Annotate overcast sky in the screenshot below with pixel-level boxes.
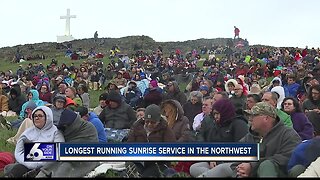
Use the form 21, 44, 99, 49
1, 0, 319, 48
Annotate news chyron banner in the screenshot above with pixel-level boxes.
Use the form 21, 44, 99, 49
25, 143, 259, 161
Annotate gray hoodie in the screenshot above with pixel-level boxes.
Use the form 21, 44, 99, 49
15, 106, 65, 169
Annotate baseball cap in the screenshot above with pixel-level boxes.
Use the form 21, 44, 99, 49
144, 104, 161, 122
244, 102, 277, 119
99, 93, 109, 101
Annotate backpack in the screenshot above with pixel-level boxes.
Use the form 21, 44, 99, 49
0, 152, 15, 171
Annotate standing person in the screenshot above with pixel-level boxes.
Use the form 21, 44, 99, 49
234, 26, 240, 39
126, 104, 176, 177
4, 106, 65, 177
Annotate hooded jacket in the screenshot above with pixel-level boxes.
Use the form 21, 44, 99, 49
37, 109, 99, 177
161, 99, 193, 142
238, 117, 301, 177
197, 99, 249, 142
19, 89, 45, 119
15, 106, 65, 169
271, 86, 286, 109
8, 84, 26, 114
88, 112, 107, 143
225, 79, 238, 94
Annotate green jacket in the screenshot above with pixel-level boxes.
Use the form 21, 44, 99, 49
276, 109, 293, 128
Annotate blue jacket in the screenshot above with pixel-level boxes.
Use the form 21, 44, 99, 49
88, 112, 107, 143
284, 83, 300, 98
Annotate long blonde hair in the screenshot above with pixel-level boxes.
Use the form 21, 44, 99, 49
162, 103, 178, 129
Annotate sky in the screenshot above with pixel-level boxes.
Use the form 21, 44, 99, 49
1, 0, 320, 49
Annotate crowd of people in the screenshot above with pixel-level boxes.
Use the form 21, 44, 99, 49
1, 42, 320, 177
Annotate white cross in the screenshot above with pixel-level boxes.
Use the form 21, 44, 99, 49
60, 9, 76, 36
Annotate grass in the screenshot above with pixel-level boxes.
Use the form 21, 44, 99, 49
0, 117, 18, 152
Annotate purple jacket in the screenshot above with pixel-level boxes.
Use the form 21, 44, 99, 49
291, 112, 314, 140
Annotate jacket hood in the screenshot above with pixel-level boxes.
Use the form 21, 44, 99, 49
271, 77, 283, 86
10, 84, 22, 96
31, 106, 54, 131
171, 81, 181, 93
225, 79, 238, 93
160, 99, 184, 121
271, 86, 285, 109
212, 99, 236, 124
29, 89, 40, 101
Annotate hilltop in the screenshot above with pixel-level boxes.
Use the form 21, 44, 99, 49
0, 36, 250, 62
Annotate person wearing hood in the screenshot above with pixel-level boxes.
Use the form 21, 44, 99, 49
4, 106, 65, 177
123, 80, 142, 108
143, 79, 163, 107
230, 84, 247, 115
38, 83, 52, 104
8, 84, 26, 115
10, 89, 45, 129
196, 102, 301, 178
224, 79, 238, 98
271, 85, 286, 109
160, 99, 193, 142
50, 95, 67, 125
99, 90, 136, 129
190, 99, 249, 177
75, 106, 107, 143
163, 81, 187, 106
36, 109, 99, 177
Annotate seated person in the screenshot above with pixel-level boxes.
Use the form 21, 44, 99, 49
36, 109, 99, 177
4, 106, 65, 177
75, 106, 107, 143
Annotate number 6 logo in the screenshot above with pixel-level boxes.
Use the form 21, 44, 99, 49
26, 143, 43, 160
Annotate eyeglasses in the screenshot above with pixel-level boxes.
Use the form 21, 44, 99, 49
234, 89, 242, 90
33, 114, 45, 119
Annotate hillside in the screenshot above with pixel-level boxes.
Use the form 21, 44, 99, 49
0, 36, 244, 62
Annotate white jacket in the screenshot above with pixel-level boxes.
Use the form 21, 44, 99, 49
298, 156, 320, 177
